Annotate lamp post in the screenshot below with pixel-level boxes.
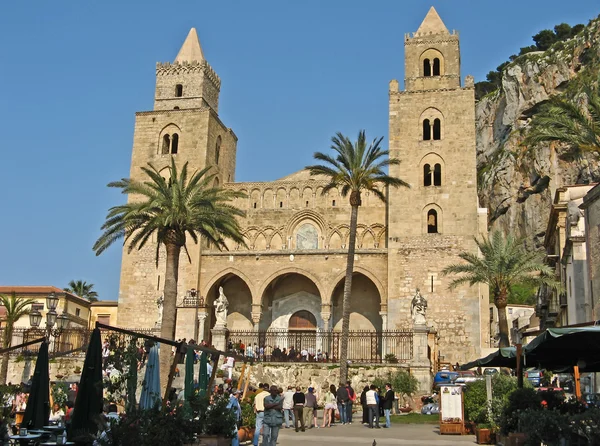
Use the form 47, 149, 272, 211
28, 292, 70, 340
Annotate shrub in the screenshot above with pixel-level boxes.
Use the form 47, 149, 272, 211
372, 370, 418, 398
384, 353, 398, 364
51, 382, 69, 409
500, 387, 541, 435
464, 374, 518, 427
570, 407, 600, 444
240, 401, 256, 428
518, 409, 570, 445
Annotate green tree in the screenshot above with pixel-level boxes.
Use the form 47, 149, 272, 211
0, 293, 36, 384
553, 23, 572, 41
93, 157, 245, 390
523, 81, 600, 154
64, 280, 99, 302
306, 130, 409, 382
442, 231, 557, 347
533, 29, 557, 51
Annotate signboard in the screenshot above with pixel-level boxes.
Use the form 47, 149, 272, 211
439, 385, 464, 435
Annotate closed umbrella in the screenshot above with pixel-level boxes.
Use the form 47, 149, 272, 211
198, 352, 208, 397
126, 342, 138, 412
22, 340, 50, 429
69, 328, 103, 442
184, 347, 195, 401
139, 343, 161, 409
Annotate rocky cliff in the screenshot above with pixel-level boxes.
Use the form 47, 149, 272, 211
476, 16, 600, 246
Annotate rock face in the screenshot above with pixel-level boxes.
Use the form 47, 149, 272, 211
476, 17, 600, 245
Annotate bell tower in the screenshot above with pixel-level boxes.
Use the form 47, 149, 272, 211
385, 7, 488, 364
117, 29, 238, 329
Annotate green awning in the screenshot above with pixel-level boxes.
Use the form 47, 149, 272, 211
460, 347, 517, 370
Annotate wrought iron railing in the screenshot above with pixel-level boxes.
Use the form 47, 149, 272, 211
226, 330, 413, 363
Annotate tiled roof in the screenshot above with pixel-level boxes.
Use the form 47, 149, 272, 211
0, 286, 91, 306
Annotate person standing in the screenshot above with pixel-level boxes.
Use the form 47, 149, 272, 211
304, 387, 318, 429
262, 385, 283, 446
382, 383, 394, 428
227, 390, 242, 446
253, 383, 269, 446
360, 386, 369, 425
292, 387, 306, 432
346, 381, 356, 424
282, 386, 295, 428
321, 386, 336, 427
366, 385, 381, 429
336, 382, 349, 425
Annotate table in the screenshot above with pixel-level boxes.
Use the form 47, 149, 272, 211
9, 433, 41, 445
40, 442, 75, 445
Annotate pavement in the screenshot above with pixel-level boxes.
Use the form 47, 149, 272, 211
275, 423, 477, 445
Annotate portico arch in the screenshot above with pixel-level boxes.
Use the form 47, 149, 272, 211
204, 271, 254, 337
331, 273, 382, 331
328, 267, 386, 307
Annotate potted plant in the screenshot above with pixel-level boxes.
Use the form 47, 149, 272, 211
196, 395, 237, 446
239, 401, 256, 442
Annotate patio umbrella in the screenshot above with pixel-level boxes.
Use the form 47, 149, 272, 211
126, 341, 138, 412
459, 347, 518, 370
139, 343, 161, 409
198, 352, 208, 397
69, 328, 103, 442
184, 347, 195, 400
21, 340, 50, 429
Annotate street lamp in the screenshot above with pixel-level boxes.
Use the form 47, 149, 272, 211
28, 292, 69, 338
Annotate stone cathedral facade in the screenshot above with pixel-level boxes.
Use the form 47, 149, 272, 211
117, 7, 489, 365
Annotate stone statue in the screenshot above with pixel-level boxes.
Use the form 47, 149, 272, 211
411, 288, 427, 325
156, 294, 164, 327
214, 286, 229, 328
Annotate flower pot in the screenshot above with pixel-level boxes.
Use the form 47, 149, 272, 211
507, 432, 527, 446
197, 435, 230, 446
238, 426, 254, 442
475, 427, 494, 445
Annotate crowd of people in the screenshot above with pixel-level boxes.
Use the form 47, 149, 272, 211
249, 380, 397, 446
228, 340, 331, 362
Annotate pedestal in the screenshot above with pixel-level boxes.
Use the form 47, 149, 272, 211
211, 327, 229, 352
411, 323, 432, 392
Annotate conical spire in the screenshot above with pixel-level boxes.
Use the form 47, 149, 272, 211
175, 28, 204, 63
415, 7, 449, 36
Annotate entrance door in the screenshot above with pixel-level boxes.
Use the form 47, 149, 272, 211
288, 311, 317, 358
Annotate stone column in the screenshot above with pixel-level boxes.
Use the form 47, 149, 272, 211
197, 312, 208, 342
320, 305, 332, 357
251, 304, 262, 331
410, 323, 432, 392
379, 311, 388, 357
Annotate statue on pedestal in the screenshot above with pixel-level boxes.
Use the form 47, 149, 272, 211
411, 288, 427, 325
156, 294, 164, 328
214, 286, 229, 328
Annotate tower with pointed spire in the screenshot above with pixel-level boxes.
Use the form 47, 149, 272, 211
117, 28, 237, 330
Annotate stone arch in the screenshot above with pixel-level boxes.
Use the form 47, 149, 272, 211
250, 188, 261, 209
423, 203, 443, 234
158, 123, 182, 155
420, 153, 446, 187
420, 48, 445, 77
254, 232, 268, 250
302, 187, 313, 208
289, 187, 300, 208
360, 228, 376, 248
328, 267, 386, 306
235, 189, 248, 209
285, 210, 327, 240
328, 231, 342, 249
256, 268, 326, 306
269, 231, 284, 250
276, 187, 287, 208
330, 272, 383, 331
202, 267, 255, 303
203, 271, 254, 334
419, 108, 444, 141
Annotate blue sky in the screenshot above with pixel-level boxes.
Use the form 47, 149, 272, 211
0, 1, 598, 302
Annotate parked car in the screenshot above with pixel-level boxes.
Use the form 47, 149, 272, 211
455, 370, 481, 384
433, 371, 458, 387
525, 369, 544, 387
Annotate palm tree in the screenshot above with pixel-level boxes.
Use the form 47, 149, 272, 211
64, 280, 99, 302
306, 130, 409, 382
442, 231, 557, 347
523, 82, 600, 153
1, 292, 37, 384
93, 157, 245, 389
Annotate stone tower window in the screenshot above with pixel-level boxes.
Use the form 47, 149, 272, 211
423, 59, 432, 77
332, 200, 336, 207
427, 209, 438, 233
171, 133, 179, 154
423, 119, 431, 140
162, 135, 170, 155
433, 58, 441, 76
433, 119, 441, 140
423, 164, 432, 187
173, 106, 180, 110
253, 202, 257, 209
215, 136, 222, 165
433, 163, 442, 186
175, 84, 183, 97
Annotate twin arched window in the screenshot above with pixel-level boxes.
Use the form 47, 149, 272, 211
423, 163, 442, 187
162, 133, 179, 154
423, 58, 441, 77
423, 118, 441, 140
215, 136, 222, 165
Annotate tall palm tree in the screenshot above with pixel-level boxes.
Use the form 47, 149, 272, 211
1, 293, 37, 384
523, 82, 600, 153
306, 130, 409, 382
442, 231, 557, 347
64, 280, 99, 303
93, 157, 245, 389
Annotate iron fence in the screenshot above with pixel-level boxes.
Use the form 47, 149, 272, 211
226, 330, 413, 363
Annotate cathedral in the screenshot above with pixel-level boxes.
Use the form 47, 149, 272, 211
116, 7, 489, 365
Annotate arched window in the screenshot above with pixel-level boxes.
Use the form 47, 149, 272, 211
175, 84, 183, 97
433, 58, 440, 76
433, 119, 441, 140
215, 136, 222, 165
423, 119, 431, 141
162, 135, 170, 155
423, 59, 432, 77
423, 164, 432, 187
173, 106, 180, 110
171, 133, 179, 154
427, 210, 438, 233
433, 164, 442, 186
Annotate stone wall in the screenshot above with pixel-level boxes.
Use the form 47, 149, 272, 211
4, 356, 85, 385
